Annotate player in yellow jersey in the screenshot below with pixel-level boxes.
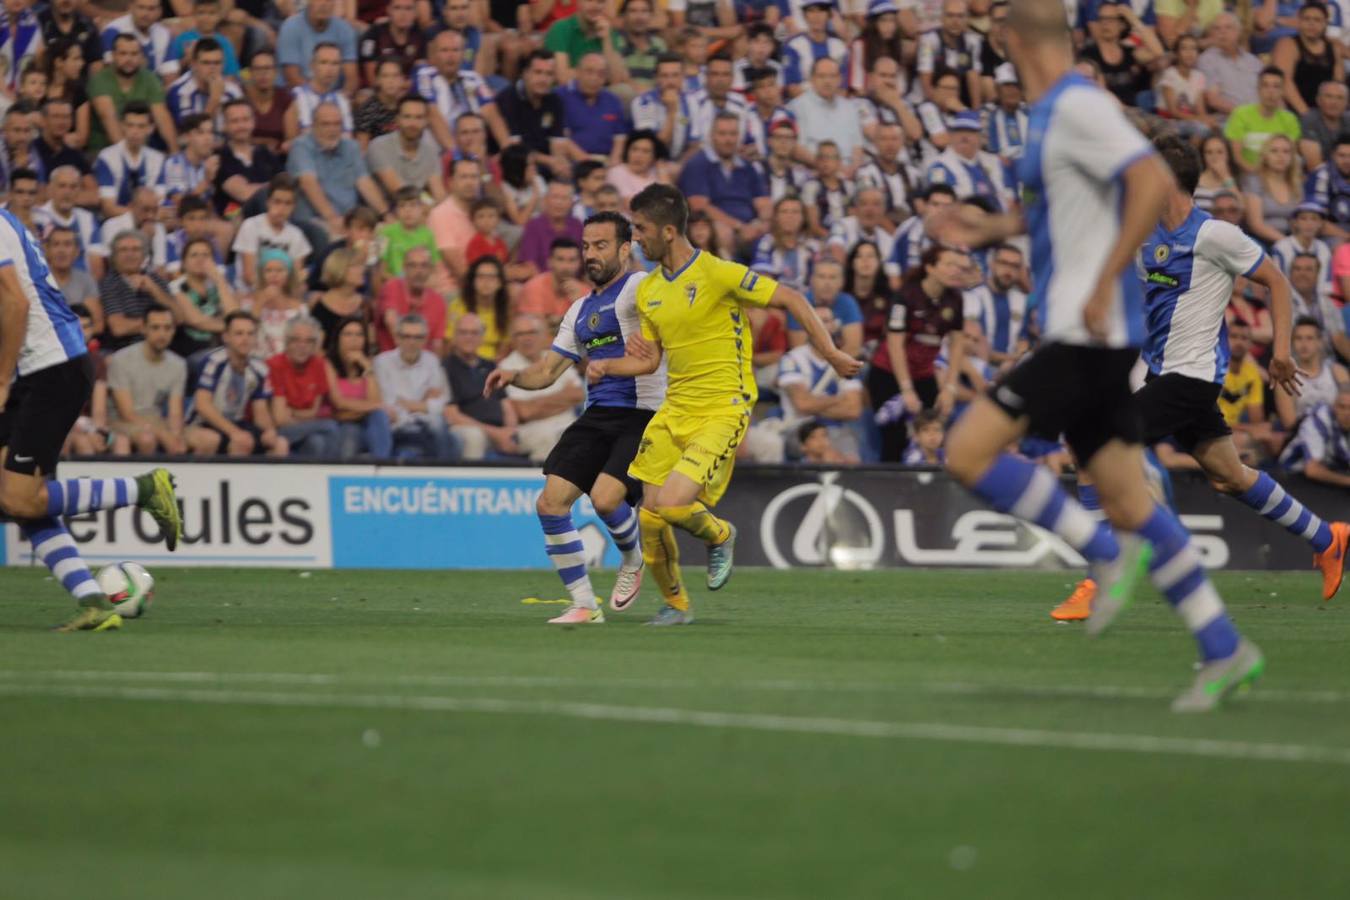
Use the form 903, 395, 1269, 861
588, 184, 862, 625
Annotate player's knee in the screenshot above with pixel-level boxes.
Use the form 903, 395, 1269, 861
0, 480, 46, 519
535, 492, 570, 518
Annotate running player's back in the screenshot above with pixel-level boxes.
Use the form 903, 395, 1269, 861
634, 249, 776, 413
0, 208, 85, 376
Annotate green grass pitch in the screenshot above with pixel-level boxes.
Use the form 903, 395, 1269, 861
2, 565, 1349, 899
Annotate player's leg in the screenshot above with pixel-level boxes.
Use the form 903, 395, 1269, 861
1192, 435, 1348, 601
628, 412, 695, 623
588, 473, 645, 611
1050, 451, 1101, 622
38, 468, 183, 550
535, 474, 604, 625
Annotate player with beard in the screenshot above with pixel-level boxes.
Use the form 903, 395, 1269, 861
484, 212, 664, 624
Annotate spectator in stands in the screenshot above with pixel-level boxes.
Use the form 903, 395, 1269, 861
611, 0, 667, 96
0, 110, 39, 190
826, 187, 893, 263
415, 29, 510, 150
443, 312, 520, 460
287, 102, 389, 242
499, 313, 584, 462
168, 237, 236, 358
679, 111, 770, 252
285, 42, 355, 142
374, 312, 459, 461
1243, 134, 1303, 245
631, 53, 700, 162
169, 0, 242, 78
376, 187, 438, 278
757, 119, 810, 203
607, 129, 664, 208
4, 168, 38, 235
777, 304, 865, 459
33, 97, 89, 183
559, 52, 629, 165
88, 33, 175, 155
916, 0, 982, 107
35, 166, 103, 276
1299, 81, 1350, 170
94, 102, 166, 220
187, 311, 289, 457
964, 243, 1031, 368
277, 0, 359, 91
857, 120, 918, 221
466, 200, 510, 266
215, 100, 282, 218
101, 0, 178, 80
852, 1, 909, 95
783, 0, 848, 96
1306, 133, 1350, 240
518, 179, 584, 271
100, 186, 171, 276
1194, 133, 1241, 212
751, 195, 816, 292
544, 0, 616, 81
63, 304, 110, 457
788, 57, 865, 163
690, 54, 750, 144
1080, 2, 1164, 108
314, 247, 371, 340
1218, 320, 1267, 428
359, 0, 425, 85
1158, 33, 1216, 134
105, 306, 188, 456
1277, 317, 1350, 425
165, 38, 241, 128
452, 255, 513, 358
1278, 386, 1350, 486
884, 244, 970, 422
801, 140, 854, 239
1209, 189, 1246, 227
47, 227, 99, 312
1198, 12, 1262, 117
902, 409, 946, 466
40, 0, 102, 72
326, 315, 394, 459
1226, 67, 1302, 173
744, 64, 794, 160
430, 156, 480, 289
846, 239, 893, 364
233, 175, 312, 290
163, 115, 218, 211
249, 249, 306, 358
1289, 255, 1350, 359
269, 316, 341, 458
1273, 203, 1333, 284
797, 419, 858, 464
100, 230, 174, 352
355, 57, 409, 149
376, 246, 446, 354
518, 237, 583, 325
241, 51, 290, 153
367, 96, 445, 205
791, 258, 862, 356
926, 111, 1015, 212
1272, 2, 1342, 116
495, 49, 569, 179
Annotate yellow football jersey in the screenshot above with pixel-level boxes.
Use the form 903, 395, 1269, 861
636, 250, 778, 413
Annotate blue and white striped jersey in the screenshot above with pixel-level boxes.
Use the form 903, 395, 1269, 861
164, 71, 243, 126
291, 84, 354, 134
163, 152, 211, 203
33, 202, 104, 272
93, 142, 167, 207
1279, 403, 1350, 472
551, 270, 665, 412
963, 283, 1031, 357
0, 208, 86, 376
985, 103, 1029, 160
782, 33, 848, 86
750, 233, 818, 292
101, 15, 179, 79
630, 89, 699, 158
777, 343, 862, 426
189, 346, 273, 425
1017, 72, 1152, 348
0, 9, 41, 93
101, 211, 177, 272
1138, 207, 1263, 383
1270, 234, 1333, 293
412, 64, 495, 127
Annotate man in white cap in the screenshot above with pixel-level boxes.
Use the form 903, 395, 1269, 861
924, 110, 1015, 212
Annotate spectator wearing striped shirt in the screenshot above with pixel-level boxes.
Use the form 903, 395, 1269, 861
1279, 388, 1350, 488
286, 42, 355, 142
164, 38, 242, 128
93, 101, 166, 219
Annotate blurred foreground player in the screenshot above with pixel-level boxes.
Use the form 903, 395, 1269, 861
485, 212, 664, 625
0, 208, 181, 632
1052, 136, 1348, 622
929, 0, 1262, 711
601, 184, 861, 626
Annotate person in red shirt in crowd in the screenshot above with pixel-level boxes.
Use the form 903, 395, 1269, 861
375, 246, 448, 355
268, 315, 341, 458
466, 199, 510, 266
517, 237, 585, 325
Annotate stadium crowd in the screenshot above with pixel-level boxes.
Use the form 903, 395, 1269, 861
22, 0, 1349, 486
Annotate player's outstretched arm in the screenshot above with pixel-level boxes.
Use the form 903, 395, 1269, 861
767, 284, 863, 379
484, 350, 576, 396
1246, 257, 1303, 396
925, 205, 1026, 250
587, 333, 663, 383
0, 264, 31, 411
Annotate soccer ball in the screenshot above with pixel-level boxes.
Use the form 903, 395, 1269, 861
95, 562, 155, 619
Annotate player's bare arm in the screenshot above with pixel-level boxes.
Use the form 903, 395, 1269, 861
0, 263, 31, 412
1247, 257, 1303, 396
1084, 154, 1173, 340
484, 350, 575, 396
766, 284, 862, 378
924, 205, 1026, 250
588, 333, 663, 383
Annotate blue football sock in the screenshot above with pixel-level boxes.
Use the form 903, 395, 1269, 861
599, 503, 642, 567
45, 477, 137, 517
538, 513, 597, 608
1237, 472, 1333, 553
1136, 505, 1240, 661
972, 454, 1119, 562
20, 517, 103, 603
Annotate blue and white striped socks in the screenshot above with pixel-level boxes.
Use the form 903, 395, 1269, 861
1136, 505, 1240, 662
45, 478, 138, 517
973, 454, 1120, 562
1237, 472, 1333, 553
21, 517, 103, 604
1078, 483, 1105, 521
600, 503, 643, 568
539, 513, 597, 609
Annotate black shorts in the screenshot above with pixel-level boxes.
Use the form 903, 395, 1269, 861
196, 422, 268, 456
989, 343, 1142, 465
0, 355, 93, 477
543, 406, 654, 501
1134, 372, 1231, 454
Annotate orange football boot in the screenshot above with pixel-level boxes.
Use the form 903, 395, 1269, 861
1315, 522, 1350, 602
1050, 579, 1096, 621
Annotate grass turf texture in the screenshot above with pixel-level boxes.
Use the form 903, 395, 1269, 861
2, 566, 1348, 900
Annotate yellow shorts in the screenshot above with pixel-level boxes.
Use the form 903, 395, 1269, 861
627, 408, 749, 506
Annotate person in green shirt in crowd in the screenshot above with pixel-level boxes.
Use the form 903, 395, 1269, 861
88, 33, 177, 154
1225, 65, 1302, 173
378, 187, 441, 277
544, 0, 627, 83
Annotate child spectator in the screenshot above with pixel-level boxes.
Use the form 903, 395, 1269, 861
902, 409, 946, 466
798, 420, 858, 465
377, 186, 439, 277
466, 199, 509, 266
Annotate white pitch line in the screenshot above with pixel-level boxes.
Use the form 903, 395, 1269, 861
1, 668, 1349, 705
0, 681, 1345, 766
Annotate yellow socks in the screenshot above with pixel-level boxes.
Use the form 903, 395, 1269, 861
639, 507, 689, 611
658, 502, 732, 546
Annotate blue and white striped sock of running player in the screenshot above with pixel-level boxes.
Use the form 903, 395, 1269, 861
1237, 472, 1334, 553
1078, 483, 1106, 522
973, 455, 1120, 562
599, 503, 643, 568
538, 513, 598, 609
45, 477, 139, 517
1136, 505, 1241, 662
21, 517, 105, 605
